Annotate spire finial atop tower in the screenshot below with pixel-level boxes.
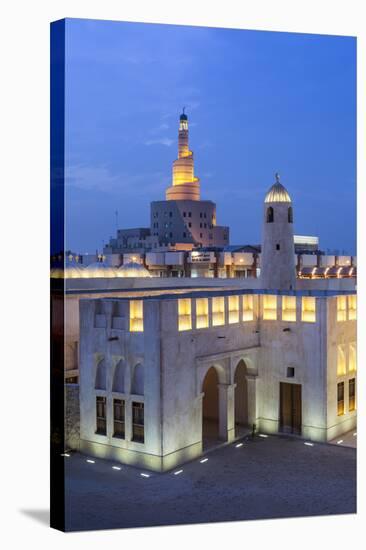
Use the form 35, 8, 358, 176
180, 107, 188, 121
275, 172, 280, 183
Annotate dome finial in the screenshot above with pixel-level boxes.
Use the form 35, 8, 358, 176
180, 107, 188, 121
275, 172, 280, 183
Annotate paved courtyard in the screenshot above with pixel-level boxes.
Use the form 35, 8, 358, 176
65, 434, 356, 531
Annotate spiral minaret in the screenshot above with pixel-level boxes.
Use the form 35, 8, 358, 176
165, 110, 200, 201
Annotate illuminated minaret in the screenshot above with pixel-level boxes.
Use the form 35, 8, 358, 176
165, 109, 200, 201
261, 173, 296, 290
150, 110, 229, 248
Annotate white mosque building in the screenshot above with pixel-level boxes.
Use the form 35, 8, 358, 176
76, 178, 357, 471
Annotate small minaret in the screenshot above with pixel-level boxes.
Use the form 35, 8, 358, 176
260, 173, 296, 290
165, 109, 201, 201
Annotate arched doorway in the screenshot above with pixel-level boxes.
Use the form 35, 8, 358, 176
234, 360, 248, 436
202, 367, 219, 443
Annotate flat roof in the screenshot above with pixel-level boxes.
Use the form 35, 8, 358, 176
79, 287, 356, 303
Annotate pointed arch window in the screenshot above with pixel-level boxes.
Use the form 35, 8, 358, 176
266, 207, 274, 223
112, 359, 125, 393
95, 358, 106, 390
131, 364, 144, 395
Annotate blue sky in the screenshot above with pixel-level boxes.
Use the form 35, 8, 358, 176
65, 19, 356, 254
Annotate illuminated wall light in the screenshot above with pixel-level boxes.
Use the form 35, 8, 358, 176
263, 295, 277, 321
86, 459, 95, 464
353, 432, 357, 436
228, 295, 239, 324
174, 469, 183, 475
140, 473, 150, 478
130, 300, 144, 332
235, 443, 243, 448
301, 296, 316, 323
337, 440, 343, 445
178, 298, 192, 331
282, 296, 296, 322
258, 434, 268, 438
61, 453, 70, 457
200, 458, 208, 463
348, 295, 357, 320
337, 296, 347, 322
112, 466, 121, 471
243, 295, 254, 321
196, 298, 209, 329
304, 442, 314, 447
212, 296, 225, 326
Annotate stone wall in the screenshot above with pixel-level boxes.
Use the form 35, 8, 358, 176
65, 384, 80, 450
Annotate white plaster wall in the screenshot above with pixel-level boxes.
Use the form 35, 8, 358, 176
158, 296, 260, 457
79, 299, 162, 468
260, 202, 296, 290
257, 296, 328, 441
326, 297, 357, 440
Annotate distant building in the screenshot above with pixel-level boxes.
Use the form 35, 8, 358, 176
104, 110, 229, 255
150, 110, 229, 248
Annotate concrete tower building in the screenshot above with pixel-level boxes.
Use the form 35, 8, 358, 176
150, 110, 229, 248
260, 174, 296, 290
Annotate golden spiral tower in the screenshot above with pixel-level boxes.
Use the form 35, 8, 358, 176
165, 110, 200, 201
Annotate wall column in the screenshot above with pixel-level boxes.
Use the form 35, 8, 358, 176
218, 383, 236, 442
125, 397, 133, 442
246, 375, 258, 429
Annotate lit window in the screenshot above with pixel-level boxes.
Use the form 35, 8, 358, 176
212, 296, 225, 326
228, 295, 239, 324
348, 295, 357, 320
349, 378, 356, 412
130, 300, 144, 332
349, 343, 357, 373
337, 345, 346, 376
178, 298, 192, 331
337, 382, 344, 416
302, 297, 316, 322
263, 295, 277, 320
196, 298, 209, 329
337, 296, 347, 322
282, 296, 296, 322
242, 295, 254, 321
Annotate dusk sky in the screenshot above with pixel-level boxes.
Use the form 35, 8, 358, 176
65, 18, 356, 255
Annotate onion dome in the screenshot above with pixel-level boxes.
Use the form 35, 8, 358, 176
85, 261, 117, 278
265, 173, 292, 203
116, 261, 151, 278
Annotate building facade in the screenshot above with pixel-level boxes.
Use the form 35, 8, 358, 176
78, 288, 356, 472
76, 181, 357, 471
